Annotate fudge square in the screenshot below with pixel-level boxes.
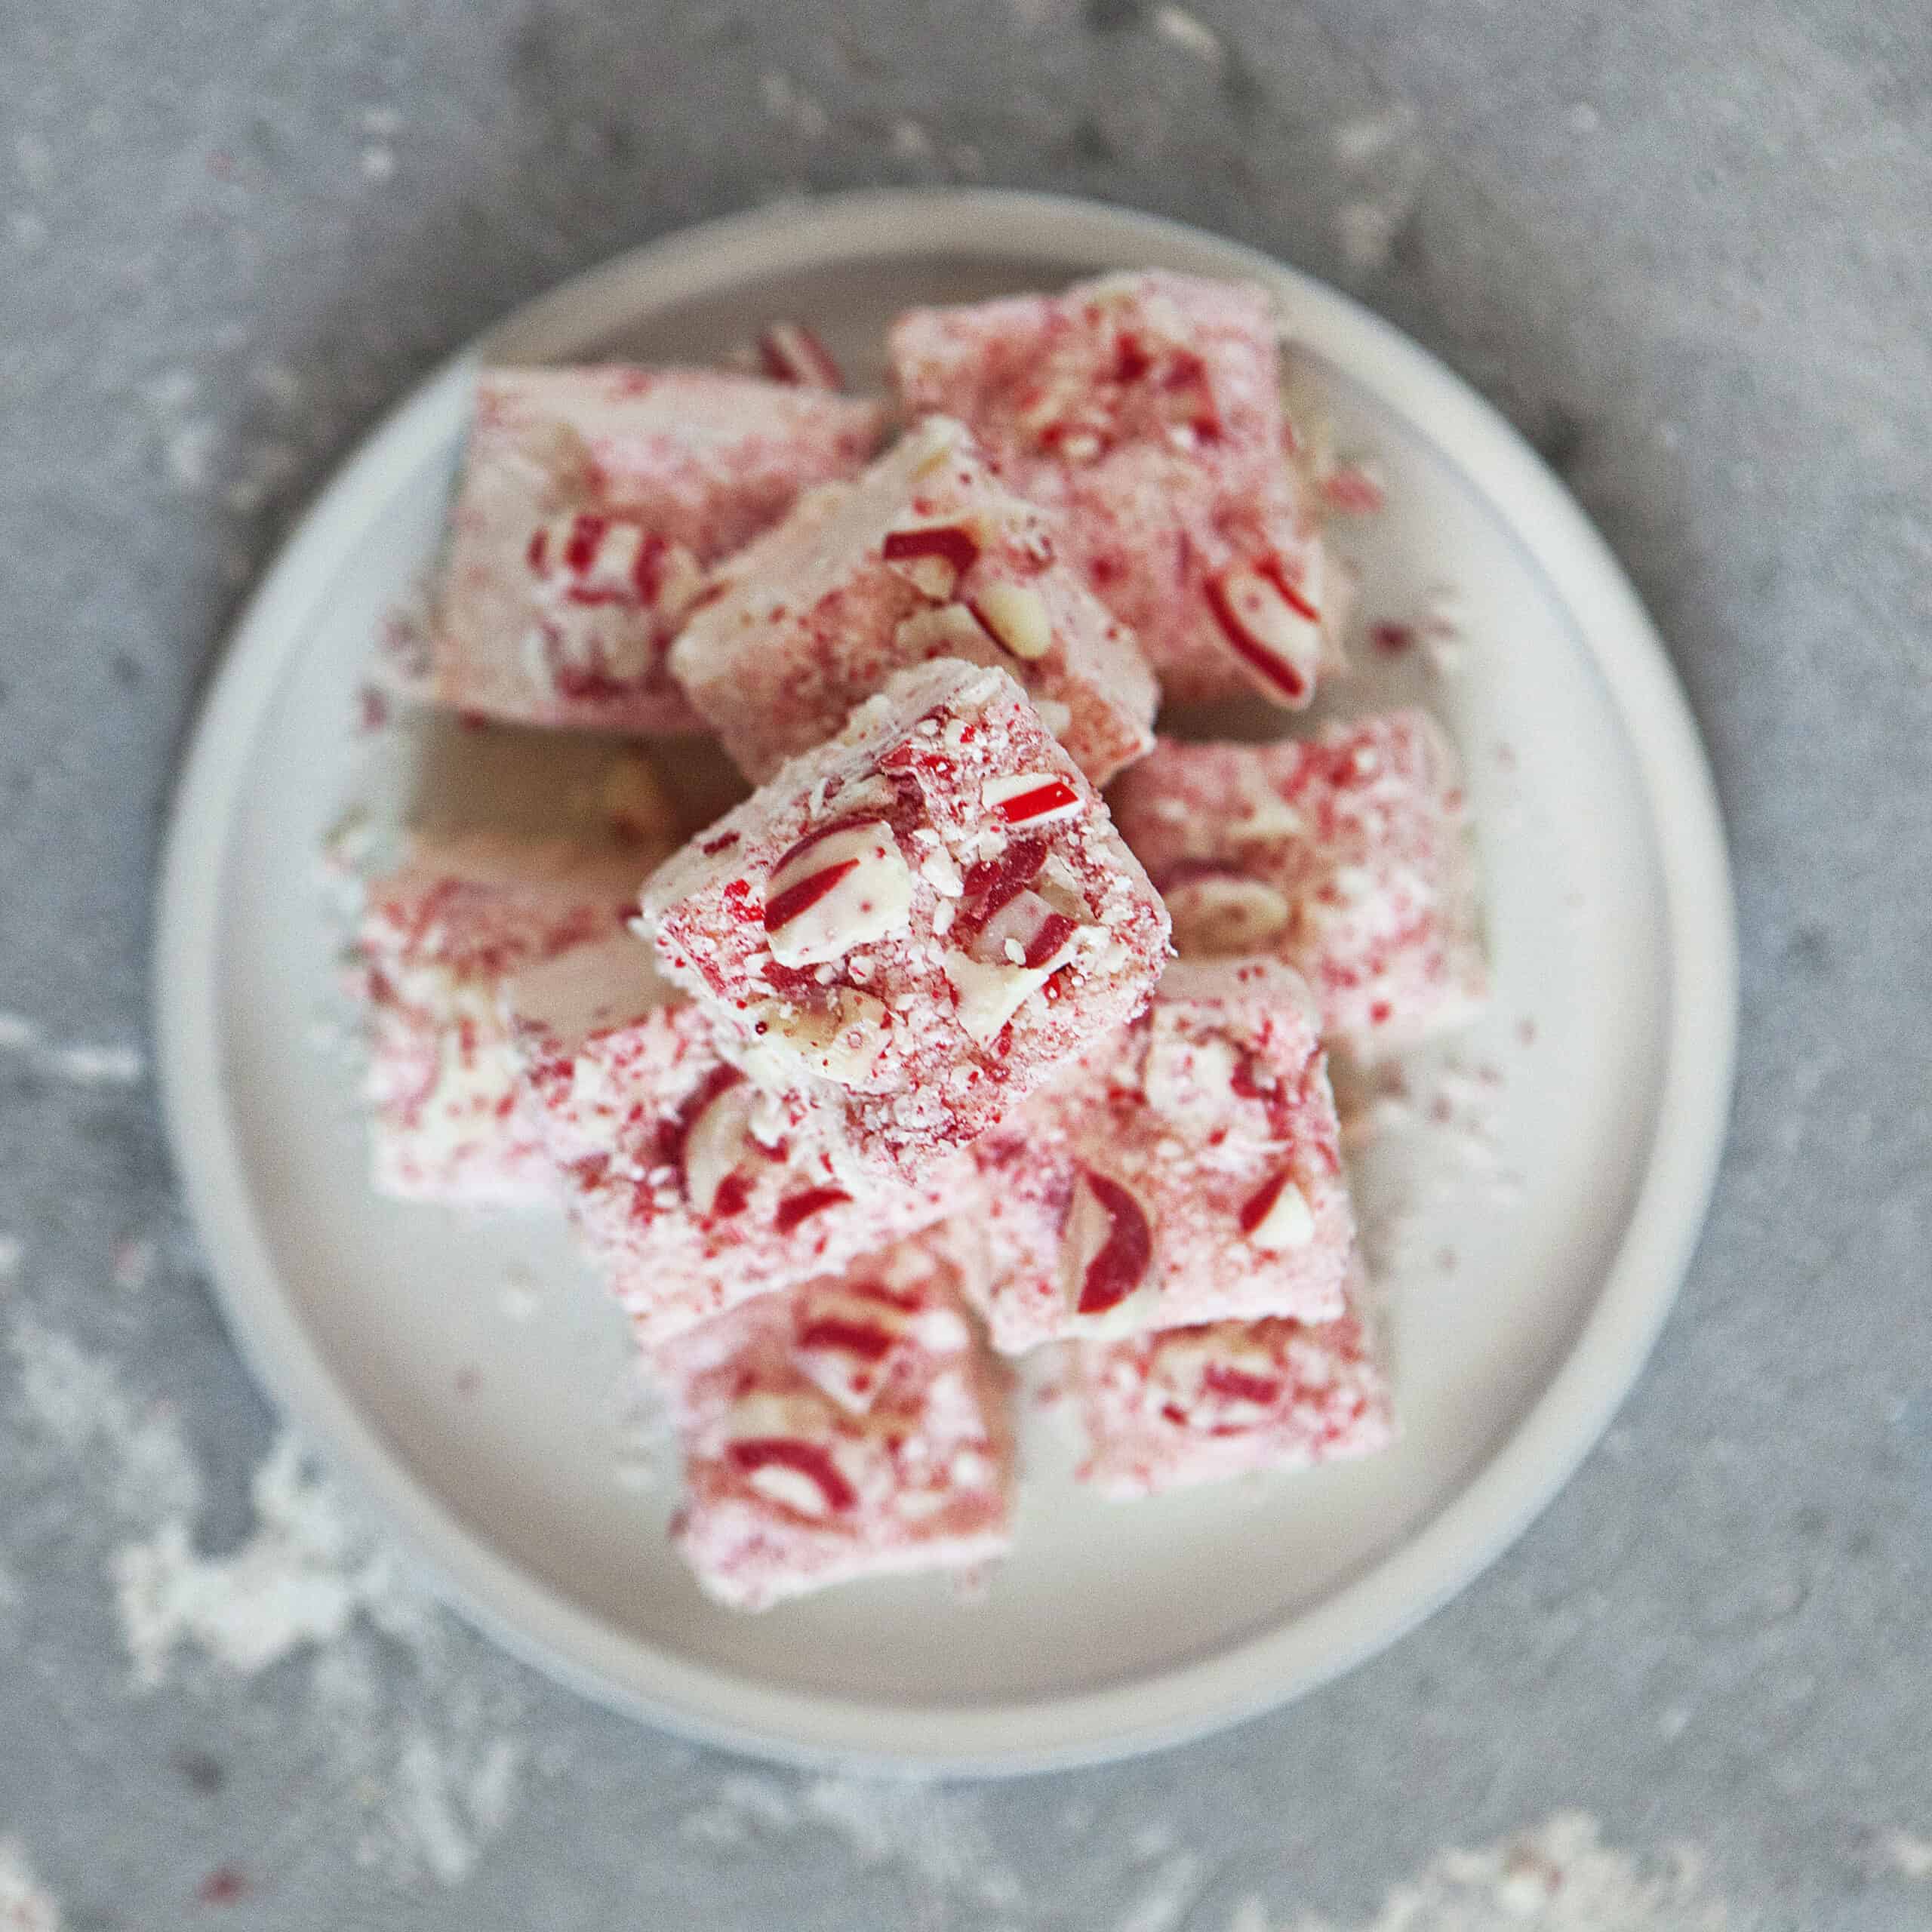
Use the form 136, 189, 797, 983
658, 1231, 1013, 1610
356, 831, 661, 1205
638, 657, 1171, 1179
432, 366, 884, 734
669, 415, 1158, 787
505, 935, 966, 1346
890, 272, 1343, 708
1073, 1269, 1393, 1497
1108, 710, 1487, 1057
963, 957, 1355, 1354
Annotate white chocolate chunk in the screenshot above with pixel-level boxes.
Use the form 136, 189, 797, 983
1164, 874, 1292, 955
742, 988, 896, 1088
1147, 1334, 1284, 1428
894, 603, 987, 657
981, 771, 1084, 829
1245, 1175, 1315, 1251
1139, 1017, 1241, 1131
971, 580, 1054, 661
943, 948, 1061, 1045
764, 820, 913, 968
746, 1460, 837, 1516
680, 1078, 758, 1216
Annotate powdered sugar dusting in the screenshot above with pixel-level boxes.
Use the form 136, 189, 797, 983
1113, 1843, 1201, 1932
4, 1323, 530, 1890
1885, 1829, 1932, 1880
8, 1314, 202, 1521
678, 1771, 1023, 1908
1275, 1813, 1728, 1930
112, 1432, 401, 1685
45, 1042, 145, 1086
1152, 6, 1223, 63
0, 1841, 60, 1932
395, 1731, 524, 1886
105, 1429, 528, 1884
0, 1020, 145, 1088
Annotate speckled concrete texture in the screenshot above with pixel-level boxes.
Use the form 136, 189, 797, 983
2, 2, 1929, 1927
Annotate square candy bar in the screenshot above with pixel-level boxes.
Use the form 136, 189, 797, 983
890, 272, 1343, 707
638, 658, 1171, 1179
659, 1232, 1013, 1610
506, 936, 967, 1346
1108, 711, 1487, 1057
1074, 1270, 1393, 1498
357, 832, 657, 1204
669, 416, 1158, 786
433, 367, 883, 734
964, 958, 1354, 1353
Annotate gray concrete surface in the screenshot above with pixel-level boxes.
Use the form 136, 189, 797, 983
3, 2, 1930, 1926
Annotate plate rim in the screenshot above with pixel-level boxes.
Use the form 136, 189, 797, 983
153, 186, 1737, 1775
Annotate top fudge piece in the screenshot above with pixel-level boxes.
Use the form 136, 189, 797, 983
890, 272, 1343, 707
356, 830, 660, 1204
638, 657, 1171, 1179
1109, 711, 1487, 1057
506, 934, 967, 1345
669, 416, 1158, 787
657, 1230, 1013, 1610
964, 957, 1355, 1354
433, 366, 884, 734
1072, 1268, 1393, 1498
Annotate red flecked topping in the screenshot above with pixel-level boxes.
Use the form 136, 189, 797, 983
1023, 911, 1080, 969
991, 778, 1080, 826
795, 1316, 897, 1362
958, 836, 1049, 930
1112, 331, 1153, 383
881, 521, 982, 575
1237, 1169, 1296, 1237
631, 530, 668, 603
562, 512, 606, 574
762, 857, 859, 937
1077, 1171, 1154, 1315
1200, 1364, 1284, 1411
1203, 571, 1308, 700
659, 1063, 746, 1184
701, 829, 743, 856
774, 1186, 853, 1233
758, 320, 844, 390
1257, 552, 1320, 624
726, 1437, 857, 1512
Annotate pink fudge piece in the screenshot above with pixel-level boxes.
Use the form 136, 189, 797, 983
357, 832, 656, 1204
669, 416, 1158, 786
1074, 1269, 1392, 1497
964, 958, 1354, 1354
891, 272, 1343, 707
433, 367, 884, 734
659, 1232, 1013, 1610
506, 936, 966, 1346
1109, 712, 1487, 1057
638, 658, 1171, 1180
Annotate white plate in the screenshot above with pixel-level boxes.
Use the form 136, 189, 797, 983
154, 191, 1735, 1774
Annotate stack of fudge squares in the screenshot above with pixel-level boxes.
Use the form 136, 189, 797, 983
356, 273, 1487, 1611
